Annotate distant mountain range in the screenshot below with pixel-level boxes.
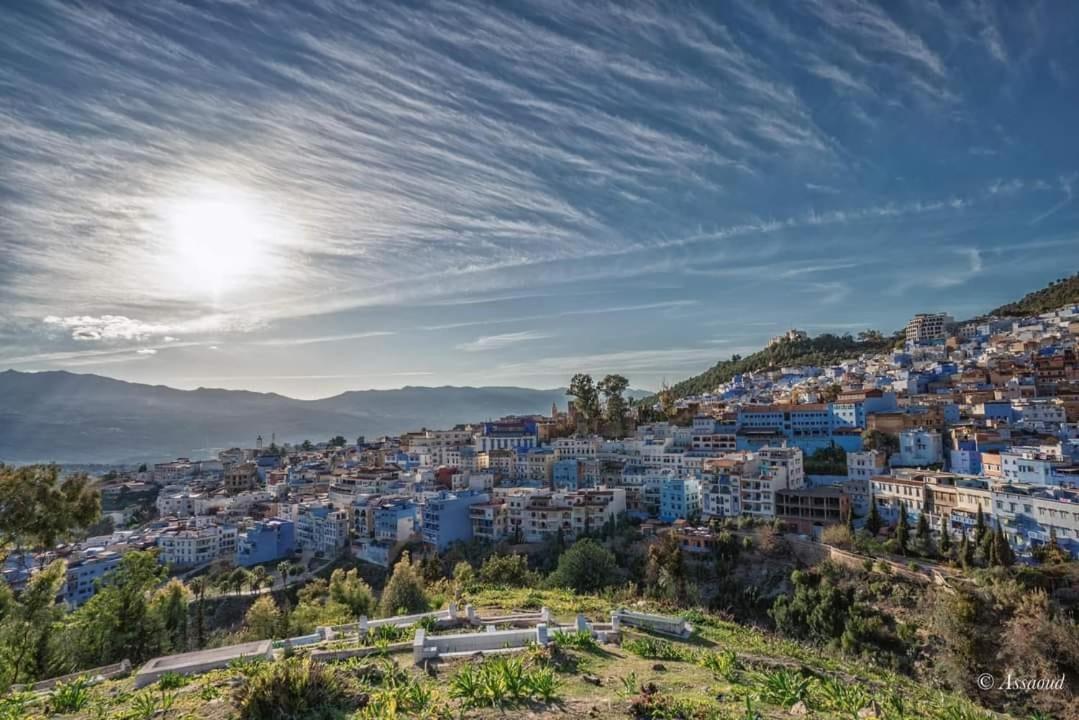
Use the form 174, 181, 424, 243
0, 370, 647, 464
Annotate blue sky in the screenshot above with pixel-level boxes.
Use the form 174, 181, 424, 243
1, 0, 1077, 398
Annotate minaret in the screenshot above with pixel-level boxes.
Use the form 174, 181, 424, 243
256, 434, 263, 450
551, 401, 559, 418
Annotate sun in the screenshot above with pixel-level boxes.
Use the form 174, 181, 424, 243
163, 183, 271, 297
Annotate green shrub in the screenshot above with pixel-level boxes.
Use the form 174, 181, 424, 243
699, 649, 739, 680
814, 676, 869, 713
622, 636, 696, 662
551, 629, 598, 651
156, 671, 188, 690
0, 691, 35, 720
448, 655, 561, 708
755, 668, 812, 707
234, 656, 346, 720
50, 676, 92, 713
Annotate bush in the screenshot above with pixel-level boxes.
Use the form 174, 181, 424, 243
547, 539, 620, 593
551, 629, 598, 651
235, 657, 346, 720
478, 553, 536, 587
699, 649, 739, 680
156, 671, 188, 690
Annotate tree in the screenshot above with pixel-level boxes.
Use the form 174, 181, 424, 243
478, 554, 535, 587
328, 568, 375, 618
992, 522, 1015, 567
301, 439, 314, 451
939, 516, 951, 555
229, 567, 252, 596
846, 507, 855, 536
328, 435, 347, 448
278, 561, 292, 587
597, 374, 630, 438
916, 512, 931, 553
188, 577, 208, 648
0, 464, 100, 565
244, 596, 282, 640
152, 579, 190, 653
567, 374, 601, 435
644, 533, 688, 604
379, 552, 428, 616
974, 505, 987, 546
896, 503, 909, 556
958, 533, 973, 568
866, 501, 882, 536
657, 380, 676, 420
250, 566, 269, 593
453, 561, 476, 596
860, 430, 898, 458
67, 550, 166, 668
548, 539, 620, 593
0, 560, 66, 687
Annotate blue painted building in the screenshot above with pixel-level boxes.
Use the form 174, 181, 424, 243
236, 519, 296, 566
421, 490, 490, 550
659, 476, 702, 523
552, 459, 584, 491
373, 500, 417, 543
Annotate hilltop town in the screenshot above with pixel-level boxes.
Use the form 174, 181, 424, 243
1, 283, 1078, 719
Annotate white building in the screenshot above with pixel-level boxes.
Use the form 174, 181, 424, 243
893, 429, 944, 467
157, 524, 237, 568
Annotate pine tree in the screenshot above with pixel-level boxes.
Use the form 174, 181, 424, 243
939, 516, 951, 555
896, 503, 909, 556
866, 501, 882, 535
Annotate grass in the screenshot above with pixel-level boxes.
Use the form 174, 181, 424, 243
234, 656, 346, 720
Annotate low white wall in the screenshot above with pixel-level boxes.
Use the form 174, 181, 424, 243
135, 640, 273, 688
13, 660, 131, 693
615, 609, 692, 638
413, 624, 550, 664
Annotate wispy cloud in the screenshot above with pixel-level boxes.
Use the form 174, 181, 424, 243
249, 331, 396, 347
456, 331, 552, 352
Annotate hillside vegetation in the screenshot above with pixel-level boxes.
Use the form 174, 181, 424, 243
989, 273, 1079, 317
647, 333, 895, 402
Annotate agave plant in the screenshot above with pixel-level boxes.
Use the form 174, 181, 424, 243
755, 668, 812, 708
50, 676, 93, 713
816, 676, 870, 713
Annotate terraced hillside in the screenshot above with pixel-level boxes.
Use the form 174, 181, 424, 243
4, 589, 1017, 720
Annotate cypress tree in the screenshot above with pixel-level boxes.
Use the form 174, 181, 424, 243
939, 515, 951, 554
896, 503, 909, 556
867, 501, 882, 535
958, 533, 971, 568
916, 513, 930, 544
974, 505, 987, 545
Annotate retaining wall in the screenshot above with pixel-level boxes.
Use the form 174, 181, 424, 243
134, 640, 273, 688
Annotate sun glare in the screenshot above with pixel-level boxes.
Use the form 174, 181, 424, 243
163, 183, 272, 298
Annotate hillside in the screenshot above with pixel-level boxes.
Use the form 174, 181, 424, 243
0, 371, 588, 464
647, 332, 895, 402
989, 272, 1079, 317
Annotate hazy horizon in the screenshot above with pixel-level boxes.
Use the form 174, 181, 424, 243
3, 2, 1078, 398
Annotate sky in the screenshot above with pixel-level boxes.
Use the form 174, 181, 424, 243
2, 0, 1078, 399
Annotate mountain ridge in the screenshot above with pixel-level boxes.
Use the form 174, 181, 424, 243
0, 370, 648, 464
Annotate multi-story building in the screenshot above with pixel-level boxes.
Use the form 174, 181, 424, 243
740, 446, 805, 519
659, 476, 702, 523
421, 490, 490, 551
373, 500, 417, 544
236, 519, 296, 567
224, 462, 260, 495
552, 459, 585, 491
64, 549, 122, 607
292, 503, 350, 555
992, 484, 1079, 558
847, 450, 887, 483
905, 313, 952, 345
893, 429, 943, 467
775, 486, 851, 535
470, 500, 508, 542
701, 453, 757, 519
157, 523, 237, 568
